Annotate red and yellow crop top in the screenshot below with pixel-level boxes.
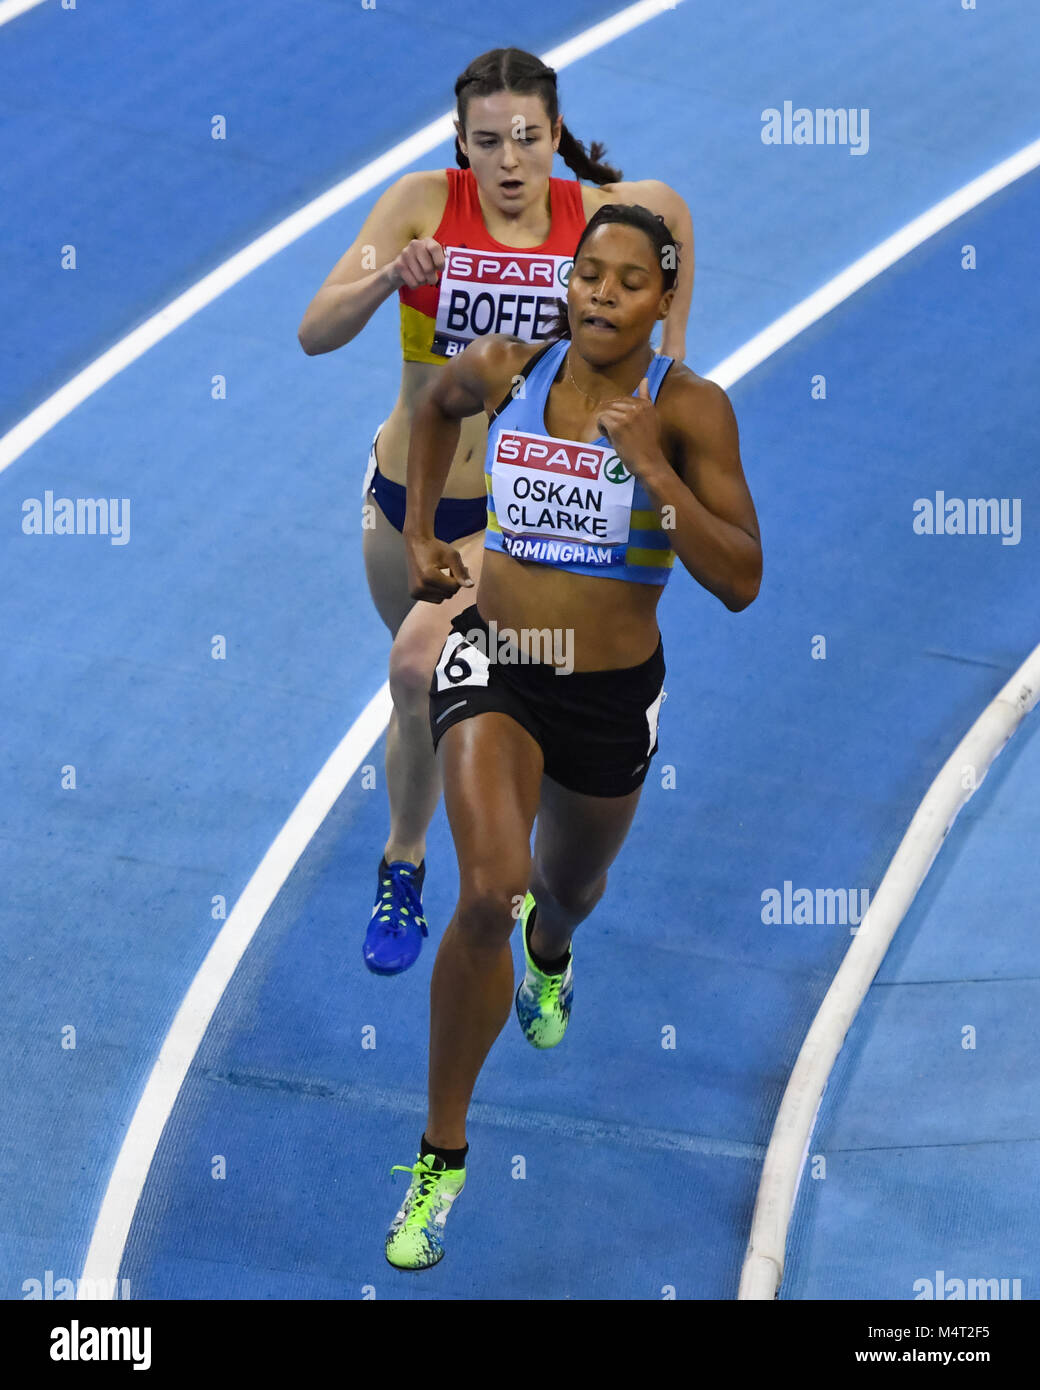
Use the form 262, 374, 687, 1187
398, 167, 588, 364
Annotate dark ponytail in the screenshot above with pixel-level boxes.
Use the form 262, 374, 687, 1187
545, 202, 681, 340
557, 123, 622, 185
453, 47, 622, 186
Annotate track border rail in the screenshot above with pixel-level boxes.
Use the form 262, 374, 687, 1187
738, 644, 1040, 1300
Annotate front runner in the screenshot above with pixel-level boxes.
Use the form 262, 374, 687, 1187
298, 47, 693, 975
383, 203, 761, 1270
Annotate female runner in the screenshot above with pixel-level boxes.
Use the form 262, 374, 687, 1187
297, 48, 693, 975
382, 203, 761, 1270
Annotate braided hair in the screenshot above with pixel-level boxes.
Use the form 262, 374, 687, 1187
454, 47, 621, 185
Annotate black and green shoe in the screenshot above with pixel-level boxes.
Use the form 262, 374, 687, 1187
385, 1152, 465, 1270
515, 892, 574, 1049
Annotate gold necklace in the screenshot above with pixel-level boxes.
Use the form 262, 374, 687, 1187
564, 352, 609, 411
564, 348, 652, 410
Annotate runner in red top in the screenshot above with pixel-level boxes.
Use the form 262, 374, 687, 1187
298, 47, 694, 977
397, 165, 586, 363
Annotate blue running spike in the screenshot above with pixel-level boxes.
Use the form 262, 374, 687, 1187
363, 858, 429, 975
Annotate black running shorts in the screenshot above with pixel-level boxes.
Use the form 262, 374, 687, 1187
428, 604, 666, 798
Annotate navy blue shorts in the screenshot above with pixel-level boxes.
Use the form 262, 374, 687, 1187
364, 425, 487, 544
429, 605, 666, 798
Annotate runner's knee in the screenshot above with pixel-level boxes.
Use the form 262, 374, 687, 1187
529, 870, 606, 924
388, 624, 441, 717
456, 868, 529, 945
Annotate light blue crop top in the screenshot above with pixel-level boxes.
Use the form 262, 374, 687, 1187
484, 339, 677, 585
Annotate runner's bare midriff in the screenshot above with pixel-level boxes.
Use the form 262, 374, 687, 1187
477, 549, 663, 670
375, 365, 488, 497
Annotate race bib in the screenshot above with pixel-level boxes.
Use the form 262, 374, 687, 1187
433, 248, 574, 357
490, 429, 635, 569
433, 630, 491, 693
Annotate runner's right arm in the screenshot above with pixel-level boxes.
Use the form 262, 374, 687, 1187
297, 171, 447, 354
404, 335, 533, 602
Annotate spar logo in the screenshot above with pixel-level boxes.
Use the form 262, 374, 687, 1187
603, 455, 631, 484
494, 431, 606, 480
443, 250, 560, 286
434, 248, 571, 354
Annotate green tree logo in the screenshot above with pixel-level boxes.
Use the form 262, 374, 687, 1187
603, 454, 631, 484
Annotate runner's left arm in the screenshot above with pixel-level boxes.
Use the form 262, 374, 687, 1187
596, 374, 761, 611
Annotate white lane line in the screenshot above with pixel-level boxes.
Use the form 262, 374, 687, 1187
709, 134, 1040, 391
0, 0, 47, 28
73, 0, 687, 1299
738, 645, 1040, 1300
0, 0, 684, 478
77, 680, 392, 1297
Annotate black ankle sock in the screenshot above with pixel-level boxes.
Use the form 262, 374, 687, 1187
379, 856, 425, 889
525, 904, 570, 975
421, 1134, 468, 1169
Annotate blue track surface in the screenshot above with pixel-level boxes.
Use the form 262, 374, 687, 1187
2, 0, 1038, 1300
782, 715, 1040, 1300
